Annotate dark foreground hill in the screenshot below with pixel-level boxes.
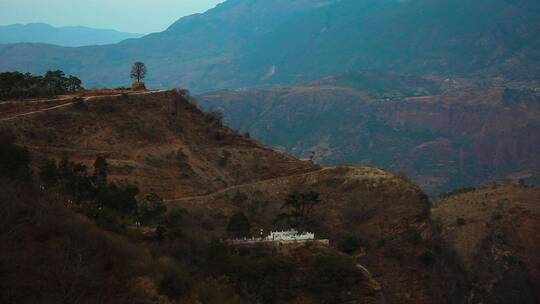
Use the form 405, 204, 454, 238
197, 73, 540, 195
1, 90, 539, 303
1, 0, 540, 90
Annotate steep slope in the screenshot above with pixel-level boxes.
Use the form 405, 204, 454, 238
0, 180, 166, 304
4, 88, 540, 303
0, 167, 382, 304
432, 185, 540, 303
0, 89, 470, 303
168, 164, 468, 304
237, 0, 540, 85
197, 76, 540, 195
0, 90, 316, 198
0, 23, 143, 47
1, 0, 540, 90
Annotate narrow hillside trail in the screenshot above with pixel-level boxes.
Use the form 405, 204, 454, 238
0, 96, 75, 106
25, 145, 119, 155
165, 167, 329, 203
0, 90, 168, 122
0, 102, 76, 122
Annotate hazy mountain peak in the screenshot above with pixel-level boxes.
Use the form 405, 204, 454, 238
0, 23, 144, 47
166, 0, 343, 33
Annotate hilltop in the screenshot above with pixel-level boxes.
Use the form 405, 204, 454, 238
1, 90, 316, 198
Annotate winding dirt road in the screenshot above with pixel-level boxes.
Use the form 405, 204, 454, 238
165, 167, 327, 203
0, 90, 168, 122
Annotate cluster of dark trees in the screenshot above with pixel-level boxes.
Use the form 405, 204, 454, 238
0, 70, 82, 100
39, 155, 174, 233
0, 138, 176, 303
226, 190, 322, 241
277, 191, 321, 232
0, 133, 31, 182
0, 127, 178, 238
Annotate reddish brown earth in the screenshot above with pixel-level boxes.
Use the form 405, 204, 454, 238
169, 164, 467, 304
0, 90, 316, 198
432, 185, 540, 303
3, 90, 540, 303
197, 81, 540, 195
0, 91, 460, 303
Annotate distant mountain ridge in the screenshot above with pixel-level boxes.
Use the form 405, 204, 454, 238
0, 0, 539, 90
0, 23, 143, 47
197, 72, 540, 195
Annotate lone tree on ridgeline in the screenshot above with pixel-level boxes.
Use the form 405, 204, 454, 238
130, 62, 147, 83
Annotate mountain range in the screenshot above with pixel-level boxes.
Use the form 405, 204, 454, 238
0, 0, 540, 90
0, 23, 143, 47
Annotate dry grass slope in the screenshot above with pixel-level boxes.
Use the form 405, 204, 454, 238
0, 90, 317, 198
432, 185, 540, 303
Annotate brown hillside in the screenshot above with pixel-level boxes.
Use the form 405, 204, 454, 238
171, 165, 466, 304
0, 90, 469, 303
432, 185, 540, 303
0, 180, 166, 304
1, 91, 389, 303
1, 177, 386, 304
0, 90, 316, 198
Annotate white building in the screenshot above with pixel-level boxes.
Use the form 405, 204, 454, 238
226, 229, 316, 244
265, 229, 315, 241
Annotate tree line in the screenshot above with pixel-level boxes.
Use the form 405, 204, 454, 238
0, 70, 82, 100
38, 155, 184, 235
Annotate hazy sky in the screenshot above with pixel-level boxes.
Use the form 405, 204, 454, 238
0, 0, 225, 34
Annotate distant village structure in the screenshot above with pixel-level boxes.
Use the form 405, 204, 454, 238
227, 229, 327, 245
268, 230, 315, 241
